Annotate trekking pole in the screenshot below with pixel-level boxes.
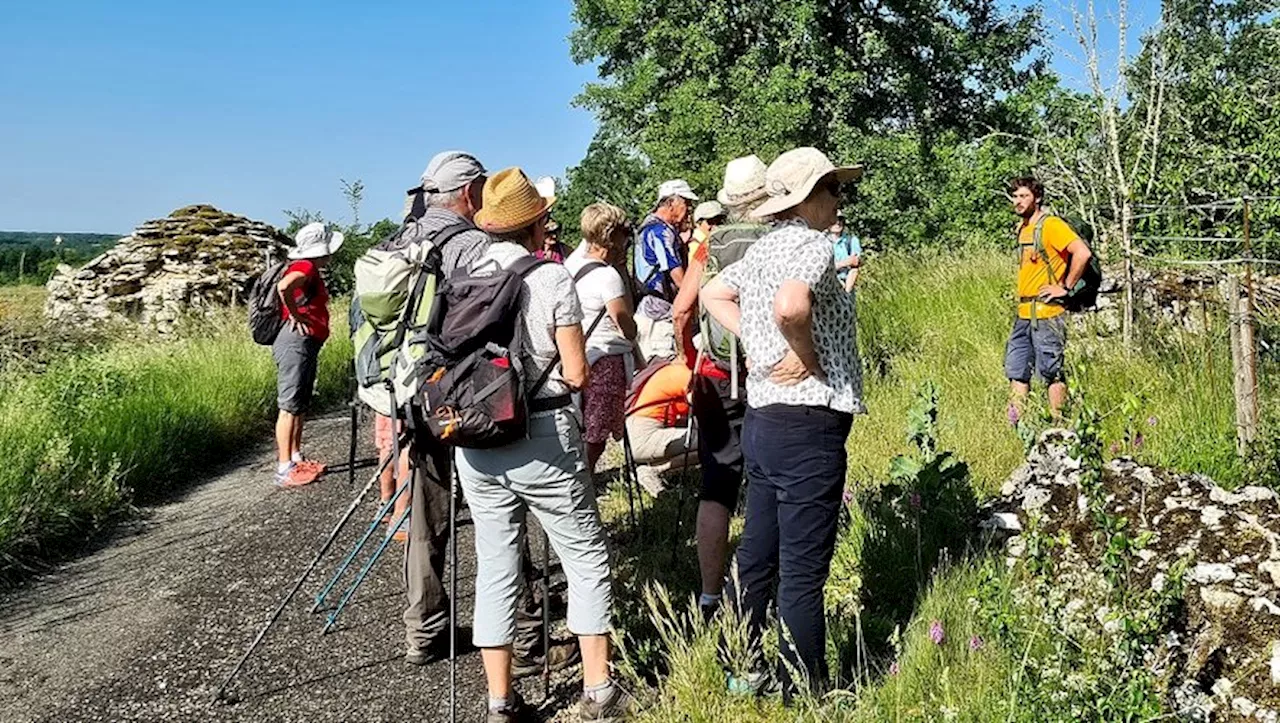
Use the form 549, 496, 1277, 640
347, 382, 359, 489
449, 463, 459, 723
312, 386, 405, 613
541, 526, 552, 701
619, 425, 639, 529
308, 437, 412, 611
212, 452, 386, 705
323, 503, 412, 634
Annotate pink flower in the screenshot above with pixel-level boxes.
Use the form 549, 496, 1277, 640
969, 635, 984, 651
909, 492, 922, 510
1133, 433, 1145, 450
1007, 404, 1020, 427
929, 619, 945, 645
843, 487, 854, 506
1147, 415, 1158, 427
889, 661, 900, 675
1109, 441, 1121, 455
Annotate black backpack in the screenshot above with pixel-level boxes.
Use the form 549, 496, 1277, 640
416, 255, 612, 449
248, 259, 288, 345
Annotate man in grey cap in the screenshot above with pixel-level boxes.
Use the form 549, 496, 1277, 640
394, 152, 567, 675
393, 151, 492, 666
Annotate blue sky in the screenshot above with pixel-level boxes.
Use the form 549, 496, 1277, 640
1, 0, 1158, 234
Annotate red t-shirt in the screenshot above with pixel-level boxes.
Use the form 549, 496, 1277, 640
280, 259, 330, 342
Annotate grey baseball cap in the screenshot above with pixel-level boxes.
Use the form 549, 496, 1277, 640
412, 151, 487, 195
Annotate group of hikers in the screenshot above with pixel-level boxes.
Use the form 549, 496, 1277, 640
256, 145, 1094, 721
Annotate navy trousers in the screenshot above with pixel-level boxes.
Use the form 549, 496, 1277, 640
731, 403, 851, 697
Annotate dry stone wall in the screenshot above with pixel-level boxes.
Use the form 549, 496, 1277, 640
45, 205, 289, 334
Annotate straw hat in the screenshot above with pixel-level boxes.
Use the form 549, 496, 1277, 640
751, 148, 863, 220
474, 168, 554, 234
716, 155, 770, 207
289, 222, 345, 260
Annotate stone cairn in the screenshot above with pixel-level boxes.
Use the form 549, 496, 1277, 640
988, 432, 1280, 722
45, 205, 290, 334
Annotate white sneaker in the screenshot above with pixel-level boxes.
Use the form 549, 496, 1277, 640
636, 466, 665, 497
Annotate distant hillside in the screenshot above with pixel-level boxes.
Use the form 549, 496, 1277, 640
0, 231, 120, 251
0, 232, 120, 286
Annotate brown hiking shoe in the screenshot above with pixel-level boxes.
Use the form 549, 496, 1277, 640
511, 641, 581, 679
579, 681, 633, 722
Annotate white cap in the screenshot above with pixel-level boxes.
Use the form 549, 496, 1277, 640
534, 176, 557, 202
693, 201, 726, 223
655, 179, 699, 204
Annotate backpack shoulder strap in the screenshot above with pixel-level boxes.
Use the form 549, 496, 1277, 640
573, 260, 607, 283
507, 254, 550, 279
1034, 213, 1058, 286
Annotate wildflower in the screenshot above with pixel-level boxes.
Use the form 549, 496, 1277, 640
929, 619, 945, 645
1109, 441, 1121, 455
1147, 415, 1158, 427
909, 492, 922, 510
889, 661, 900, 675
1007, 404, 1020, 427
969, 635, 984, 651
1133, 433, 1145, 450
842, 487, 854, 506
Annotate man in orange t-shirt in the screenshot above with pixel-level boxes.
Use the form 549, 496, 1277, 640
1005, 177, 1093, 416
625, 359, 699, 495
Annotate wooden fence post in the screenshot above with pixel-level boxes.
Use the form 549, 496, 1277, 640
1227, 273, 1260, 457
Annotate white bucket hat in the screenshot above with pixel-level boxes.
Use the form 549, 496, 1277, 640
750, 148, 863, 220
716, 155, 770, 207
289, 222, 345, 260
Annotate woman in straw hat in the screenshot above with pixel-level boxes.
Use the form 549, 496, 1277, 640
701, 147, 865, 700
461, 168, 631, 722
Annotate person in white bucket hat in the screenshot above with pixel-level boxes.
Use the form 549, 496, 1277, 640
271, 222, 343, 489
669, 153, 776, 622
701, 146, 864, 699
633, 179, 699, 361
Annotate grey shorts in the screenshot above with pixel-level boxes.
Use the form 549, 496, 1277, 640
273, 326, 322, 414
1004, 316, 1066, 384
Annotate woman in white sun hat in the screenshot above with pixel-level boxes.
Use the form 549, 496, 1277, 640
700, 147, 864, 700
271, 221, 343, 488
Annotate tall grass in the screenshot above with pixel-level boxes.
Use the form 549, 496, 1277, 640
603, 249, 1266, 721
0, 306, 351, 575
851, 250, 1253, 492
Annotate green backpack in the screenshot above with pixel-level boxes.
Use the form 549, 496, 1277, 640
349, 221, 469, 417
1028, 213, 1103, 313
697, 223, 768, 392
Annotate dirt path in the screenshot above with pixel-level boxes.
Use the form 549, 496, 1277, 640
0, 413, 580, 723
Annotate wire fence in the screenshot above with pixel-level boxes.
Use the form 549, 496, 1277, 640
1118, 197, 1278, 458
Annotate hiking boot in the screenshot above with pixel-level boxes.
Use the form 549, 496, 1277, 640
578, 681, 633, 722
484, 690, 528, 723
511, 641, 581, 679
404, 635, 447, 666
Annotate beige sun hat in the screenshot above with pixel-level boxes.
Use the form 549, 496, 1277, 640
750, 148, 863, 220
693, 200, 726, 223
716, 155, 770, 207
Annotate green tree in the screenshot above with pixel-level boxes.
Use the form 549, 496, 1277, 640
568, 0, 1046, 249
555, 127, 649, 242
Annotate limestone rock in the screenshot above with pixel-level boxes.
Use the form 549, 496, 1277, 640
44, 205, 290, 334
